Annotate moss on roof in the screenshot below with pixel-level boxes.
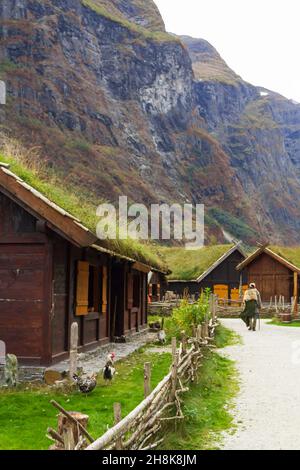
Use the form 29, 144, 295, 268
268, 246, 300, 269
159, 244, 234, 281
0, 154, 165, 270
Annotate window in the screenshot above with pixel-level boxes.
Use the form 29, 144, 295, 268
75, 261, 108, 316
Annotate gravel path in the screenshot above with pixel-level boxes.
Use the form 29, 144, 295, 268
220, 319, 300, 450
51, 332, 157, 375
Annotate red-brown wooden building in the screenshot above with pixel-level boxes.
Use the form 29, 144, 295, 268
237, 246, 300, 309
0, 163, 165, 366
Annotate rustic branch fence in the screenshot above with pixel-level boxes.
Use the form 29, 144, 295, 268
47, 295, 218, 451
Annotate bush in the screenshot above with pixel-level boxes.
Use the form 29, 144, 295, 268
167, 289, 211, 339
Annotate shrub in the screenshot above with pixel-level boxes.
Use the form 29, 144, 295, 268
167, 289, 211, 339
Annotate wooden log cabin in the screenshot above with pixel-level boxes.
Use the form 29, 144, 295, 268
0, 163, 166, 366
162, 244, 247, 300
236, 245, 300, 312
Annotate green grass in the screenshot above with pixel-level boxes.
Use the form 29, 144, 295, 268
0, 153, 165, 269
214, 323, 242, 348
0, 325, 239, 450
159, 244, 234, 281
0, 349, 171, 450
267, 319, 300, 327
161, 325, 239, 450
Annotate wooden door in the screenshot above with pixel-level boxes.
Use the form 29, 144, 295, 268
0, 243, 47, 359
214, 284, 229, 300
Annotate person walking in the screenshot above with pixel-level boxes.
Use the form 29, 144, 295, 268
240, 283, 262, 331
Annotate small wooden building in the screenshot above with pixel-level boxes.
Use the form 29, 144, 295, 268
236, 245, 300, 308
148, 271, 168, 302
0, 163, 165, 366
163, 244, 247, 300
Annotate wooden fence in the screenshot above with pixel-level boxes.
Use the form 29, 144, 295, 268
86, 318, 218, 451
47, 297, 218, 451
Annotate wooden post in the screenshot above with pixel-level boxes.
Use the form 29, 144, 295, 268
49, 411, 90, 450
171, 337, 177, 361
170, 352, 179, 401
181, 331, 187, 355
294, 272, 298, 316
196, 325, 202, 342
114, 403, 123, 450
192, 325, 197, 339
69, 322, 78, 379
144, 362, 151, 398
201, 323, 206, 340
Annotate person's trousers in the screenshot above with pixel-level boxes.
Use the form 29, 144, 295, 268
249, 316, 257, 331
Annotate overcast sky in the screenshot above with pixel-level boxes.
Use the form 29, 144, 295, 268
154, 0, 300, 102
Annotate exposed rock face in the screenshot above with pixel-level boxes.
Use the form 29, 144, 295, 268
181, 36, 300, 243
0, 1, 300, 244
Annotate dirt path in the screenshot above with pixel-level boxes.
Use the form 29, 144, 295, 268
220, 319, 300, 450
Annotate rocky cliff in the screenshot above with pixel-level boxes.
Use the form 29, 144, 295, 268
0, 0, 300, 245
181, 36, 300, 243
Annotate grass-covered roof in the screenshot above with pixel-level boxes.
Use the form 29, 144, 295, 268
159, 244, 235, 281
268, 246, 300, 269
0, 153, 166, 271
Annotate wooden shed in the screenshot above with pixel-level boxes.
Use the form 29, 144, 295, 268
0, 163, 165, 366
236, 245, 300, 310
162, 244, 247, 300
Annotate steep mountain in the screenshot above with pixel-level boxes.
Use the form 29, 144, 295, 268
0, 0, 300, 245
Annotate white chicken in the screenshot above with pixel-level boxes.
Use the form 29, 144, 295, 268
157, 318, 166, 344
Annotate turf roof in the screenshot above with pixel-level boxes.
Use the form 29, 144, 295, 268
159, 244, 235, 281
0, 154, 165, 270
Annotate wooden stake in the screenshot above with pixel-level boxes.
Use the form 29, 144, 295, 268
114, 403, 123, 450
181, 331, 187, 355
69, 322, 78, 379
294, 272, 298, 316
144, 362, 151, 398
171, 352, 179, 401
171, 337, 177, 362
50, 400, 94, 443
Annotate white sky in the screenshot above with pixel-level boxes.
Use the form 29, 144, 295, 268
154, 0, 300, 102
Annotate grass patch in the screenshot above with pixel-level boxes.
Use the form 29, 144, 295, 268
214, 323, 242, 348
267, 319, 300, 327
0, 349, 171, 450
161, 345, 238, 449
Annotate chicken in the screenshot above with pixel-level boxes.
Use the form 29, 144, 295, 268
103, 364, 116, 384
157, 318, 166, 344
157, 329, 166, 344
73, 373, 97, 394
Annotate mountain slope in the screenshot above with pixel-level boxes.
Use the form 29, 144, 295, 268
0, 1, 300, 245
